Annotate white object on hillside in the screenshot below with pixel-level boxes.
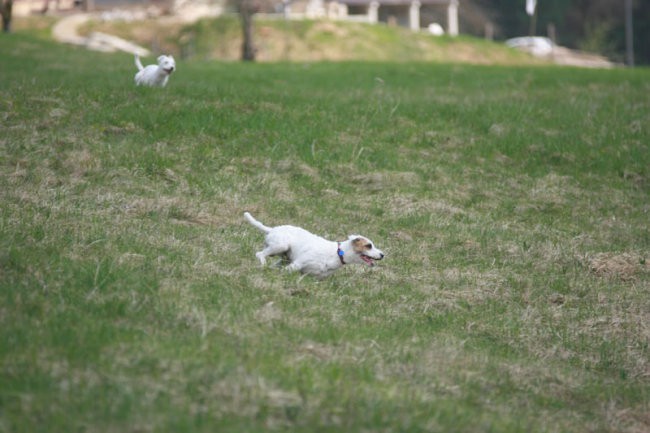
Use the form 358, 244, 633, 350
506, 36, 553, 57
526, 0, 537, 16
428, 23, 445, 36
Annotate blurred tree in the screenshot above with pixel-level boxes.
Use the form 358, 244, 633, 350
565, 0, 621, 61
1, 0, 12, 33
467, 0, 649, 64
558, 0, 648, 64
238, 0, 259, 61
229, 0, 279, 61
229, 0, 294, 62
633, 0, 649, 65
471, 0, 571, 40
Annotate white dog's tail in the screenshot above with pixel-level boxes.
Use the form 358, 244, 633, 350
134, 54, 144, 71
244, 212, 271, 234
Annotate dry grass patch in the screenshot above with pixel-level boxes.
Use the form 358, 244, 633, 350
528, 172, 581, 207
386, 196, 466, 218
585, 252, 649, 281
350, 171, 420, 192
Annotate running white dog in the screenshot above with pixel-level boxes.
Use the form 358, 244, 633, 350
134, 54, 175, 87
244, 212, 384, 279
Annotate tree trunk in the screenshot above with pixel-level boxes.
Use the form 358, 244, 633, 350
240, 4, 256, 61
83, 0, 94, 13
1, 0, 13, 33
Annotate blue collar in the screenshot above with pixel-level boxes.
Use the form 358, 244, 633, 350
337, 242, 346, 265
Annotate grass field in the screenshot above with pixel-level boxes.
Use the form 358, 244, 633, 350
1, 28, 649, 433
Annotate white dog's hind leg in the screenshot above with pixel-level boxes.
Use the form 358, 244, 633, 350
256, 244, 288, 266
285, 262, 302, 273
255, 251, 267, 265
134, 54, 144, 71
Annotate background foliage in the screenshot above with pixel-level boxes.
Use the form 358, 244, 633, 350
464, 0, 649, 64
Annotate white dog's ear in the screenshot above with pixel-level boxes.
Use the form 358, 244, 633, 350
157, 55, 165, 63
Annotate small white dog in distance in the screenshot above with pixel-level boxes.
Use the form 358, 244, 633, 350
244, 212, 384, 279
134, 54, 175, 87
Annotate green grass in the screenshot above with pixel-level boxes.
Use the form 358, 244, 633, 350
1, 29, 649, 433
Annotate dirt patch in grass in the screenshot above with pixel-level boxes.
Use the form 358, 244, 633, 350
586, 252, 648, 281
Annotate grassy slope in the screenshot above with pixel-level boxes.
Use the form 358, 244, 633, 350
81, 14, 542, 64
1, 30, 649, 433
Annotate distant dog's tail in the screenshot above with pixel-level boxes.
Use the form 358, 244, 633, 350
244, 212, 271, 234
134, 54, 144, 71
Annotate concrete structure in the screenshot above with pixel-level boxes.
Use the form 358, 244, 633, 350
13, 0, 76, 16
287, 0, 459, 35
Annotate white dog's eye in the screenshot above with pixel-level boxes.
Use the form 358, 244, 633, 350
365, 243, 373, 250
